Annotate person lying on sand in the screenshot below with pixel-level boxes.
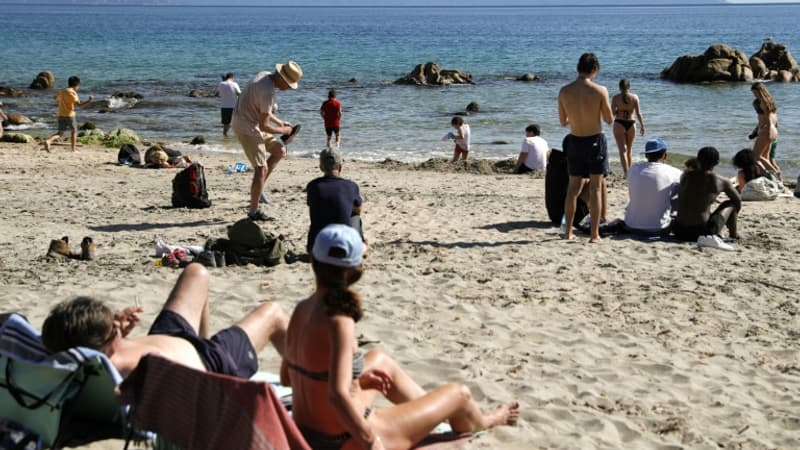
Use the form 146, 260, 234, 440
282, 224, 519, 450
43, 263, 288, 379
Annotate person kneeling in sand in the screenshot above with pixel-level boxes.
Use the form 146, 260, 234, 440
282, 224, 519, 450
623, 138, 682, 236
43, 263, 288, 379
673, 146, 741, 243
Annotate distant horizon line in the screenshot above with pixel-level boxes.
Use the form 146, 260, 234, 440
2, 1, 799, 6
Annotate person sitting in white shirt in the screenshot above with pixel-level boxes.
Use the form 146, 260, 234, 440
514, 124, 550, 173
623, 138, 682, 235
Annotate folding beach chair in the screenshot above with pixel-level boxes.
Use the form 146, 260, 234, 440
120, 354, 311, 450
0, 313, 134, 449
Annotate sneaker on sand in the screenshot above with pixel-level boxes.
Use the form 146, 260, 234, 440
247, 209, 272, 221
259, 192, 271, 205
697, 235, 734, 251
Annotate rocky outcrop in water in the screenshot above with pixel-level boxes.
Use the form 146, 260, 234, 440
662, 42, 799, 83
0, 86, 28, 97
517, 73, 540, 82
112, 91, 144, 99
30, 71, 55, 90
395, 62, 473, 86
5, 113, 33, 125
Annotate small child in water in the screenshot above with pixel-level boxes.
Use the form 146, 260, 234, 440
449, 116, 471, 162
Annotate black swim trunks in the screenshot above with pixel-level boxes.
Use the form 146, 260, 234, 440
563, 133, 608, 178
220, 108, 234, 125
325, 126, 340, 136
148, 310, 258, 378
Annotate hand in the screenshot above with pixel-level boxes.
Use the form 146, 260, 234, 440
283, 125, 293, 135
639, 125, 645, 136
358, 369, 393, 396
748, 132, 757, 140
368, 436, 385, 450
114, 306, 143, 337
87, 95, 94, 102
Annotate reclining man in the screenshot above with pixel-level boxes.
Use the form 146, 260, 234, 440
42, 263, 288, 379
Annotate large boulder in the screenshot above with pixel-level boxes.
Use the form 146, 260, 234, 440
662, 44, 754, 83
752, 41, 798, 73
29, 71, 55, 90
0, 86, 28, 97
517, 72, 540, 82
5, 113, 33, 125
394, 62, 473, 86
775, 70, 794, 83
112, 91, 143, 99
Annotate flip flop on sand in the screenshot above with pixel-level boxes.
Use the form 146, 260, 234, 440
280, 124, 301, 146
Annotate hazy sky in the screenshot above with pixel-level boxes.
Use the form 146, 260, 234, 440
1, 0, 795, 4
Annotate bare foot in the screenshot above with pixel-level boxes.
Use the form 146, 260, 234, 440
486, 402, 520, 428
589, 236, 603, 243
562, 233, 577, 241
43, 141, 51, 152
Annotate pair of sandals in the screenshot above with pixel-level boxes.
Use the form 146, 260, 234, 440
46, 236, 95, 261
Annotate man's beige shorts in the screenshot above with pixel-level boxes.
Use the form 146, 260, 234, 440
235, 132, 281, 168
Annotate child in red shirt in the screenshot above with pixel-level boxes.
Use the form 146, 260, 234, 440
319, 89, 342, 149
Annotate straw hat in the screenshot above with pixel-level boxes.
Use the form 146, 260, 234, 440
275, 61, 303, 89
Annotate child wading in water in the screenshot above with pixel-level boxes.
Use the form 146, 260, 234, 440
450, 116, 471, 162
44, 76, 93, 152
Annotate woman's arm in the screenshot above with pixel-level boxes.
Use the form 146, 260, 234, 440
328, 317, 378, 449
735, 171, 746, 193
634, 95, 645, 136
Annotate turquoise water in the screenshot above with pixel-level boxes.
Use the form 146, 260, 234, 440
1, 4, 798, 169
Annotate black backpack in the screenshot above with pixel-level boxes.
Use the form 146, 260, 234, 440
172, 162, 211, 209
545, 149, 589, 227
117, 144, 141, 165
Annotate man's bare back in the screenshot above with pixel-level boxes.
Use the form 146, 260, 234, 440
559, 77, 613, 136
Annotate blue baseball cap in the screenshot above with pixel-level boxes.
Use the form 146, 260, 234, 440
312, 224, 364, 268
644, 138, 668, 153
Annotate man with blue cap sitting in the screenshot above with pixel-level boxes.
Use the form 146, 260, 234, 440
623, 138, 683, 235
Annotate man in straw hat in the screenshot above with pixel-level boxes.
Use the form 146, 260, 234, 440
232, 61, 303, 221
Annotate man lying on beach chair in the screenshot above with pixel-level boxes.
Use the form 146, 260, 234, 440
0, 312, 144, 448
42, 263, 288, 379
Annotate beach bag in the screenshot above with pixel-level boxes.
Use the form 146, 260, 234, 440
171, 162, 211, 209
117, 144, 141, 165
741, 176, 781, 201
545, 149, 589, 226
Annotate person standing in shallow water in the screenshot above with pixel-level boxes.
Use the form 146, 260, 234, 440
611, 79, 645, 175
218, 72, 241, 138
558, 52, 613, 243
320, 89, 342, 149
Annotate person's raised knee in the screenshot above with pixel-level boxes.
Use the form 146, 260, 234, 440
184, 262, 209, 280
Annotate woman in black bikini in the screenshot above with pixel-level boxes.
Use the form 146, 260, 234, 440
749, 82, 780, 177
611, 79, 645, 176
281, 224, 519, 450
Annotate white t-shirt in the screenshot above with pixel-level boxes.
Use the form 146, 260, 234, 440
232, 72, 276, 137
218, 79, 241, 109
455, 124, 471, 151
624, 161, 683, 232
520, 136, 549, 171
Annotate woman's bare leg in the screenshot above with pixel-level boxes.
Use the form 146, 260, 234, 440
624, 125, 636, 173
362, 348, 426, 404
612, 122, 628, 174
364, 383, 519, 450
754, 135, 780, 174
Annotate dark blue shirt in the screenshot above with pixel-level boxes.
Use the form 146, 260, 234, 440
306, 175, 363, 254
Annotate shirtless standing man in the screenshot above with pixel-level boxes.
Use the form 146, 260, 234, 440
558, 53, 613, 242
42, 263, 288, 379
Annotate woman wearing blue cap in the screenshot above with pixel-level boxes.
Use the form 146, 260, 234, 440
281, 224, 519, 450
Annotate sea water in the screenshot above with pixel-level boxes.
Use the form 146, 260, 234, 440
1, 4, 798, 171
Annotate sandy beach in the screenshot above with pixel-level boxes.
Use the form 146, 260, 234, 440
1, 141, 798, 449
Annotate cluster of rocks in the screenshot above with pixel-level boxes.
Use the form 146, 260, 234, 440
662, 42, 799, 83
2, 113, 33, 126
77, 127, 140, 147
395, 62, 473, 86
0, 86, 28, 97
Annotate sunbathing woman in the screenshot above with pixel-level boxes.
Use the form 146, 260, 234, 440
281, 224, 519, 450
732, 148, 766, 193
749, 82, 780, 177
611, 79, 645, 176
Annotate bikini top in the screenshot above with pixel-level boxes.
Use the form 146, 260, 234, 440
287, 351, 365, 382
753, 99, 765, 115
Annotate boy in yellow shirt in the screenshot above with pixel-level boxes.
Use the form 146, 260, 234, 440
44, 76, 93, 152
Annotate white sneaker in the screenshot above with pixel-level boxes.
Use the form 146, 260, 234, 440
259, 192, 271, 205
697, 235, 734, 251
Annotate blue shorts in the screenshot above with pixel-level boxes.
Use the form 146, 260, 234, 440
563, 133, 608, 178
148, 310, 258, 378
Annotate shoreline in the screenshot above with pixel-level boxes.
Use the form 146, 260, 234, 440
1, 141, 798, 449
